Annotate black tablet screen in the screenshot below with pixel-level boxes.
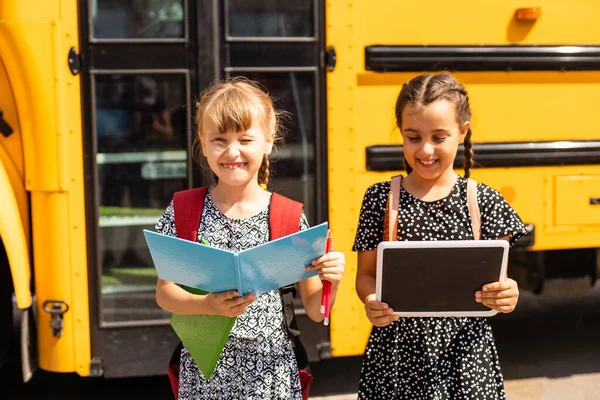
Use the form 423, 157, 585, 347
381, 247, 504, 312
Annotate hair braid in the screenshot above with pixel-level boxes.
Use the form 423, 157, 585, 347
463, 128, 474, 179
258, 154, 270, 188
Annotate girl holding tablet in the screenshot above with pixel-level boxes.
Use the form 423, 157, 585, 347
354, 73, 527, 400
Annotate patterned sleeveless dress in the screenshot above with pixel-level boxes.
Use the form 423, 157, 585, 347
156, 190, 308, 399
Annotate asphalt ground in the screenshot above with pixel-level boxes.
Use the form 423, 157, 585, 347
5, 278, 600, 399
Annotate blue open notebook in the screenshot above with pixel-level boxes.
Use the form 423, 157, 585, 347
143, 222, 328, 295
143, 222, 328, 379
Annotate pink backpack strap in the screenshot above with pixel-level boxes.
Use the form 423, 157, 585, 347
172, 187, 208, 242
269, 192, 303, 239
466, 178, 481, 240
383, 175, 403, 242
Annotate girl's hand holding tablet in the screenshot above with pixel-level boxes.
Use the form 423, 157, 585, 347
475, 277, 519, 313
364, 294, 399, 327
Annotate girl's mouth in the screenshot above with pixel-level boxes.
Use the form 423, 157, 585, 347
418, 159, 438, 166
222, 162, 246, 169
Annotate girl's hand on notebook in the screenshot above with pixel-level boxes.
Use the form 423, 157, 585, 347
206, 290, 256, 318
475, 278, 519, 313
307, 251, 345, 289
364, 293, 399, 327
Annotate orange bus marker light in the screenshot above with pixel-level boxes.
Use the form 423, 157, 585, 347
515, 7, 542, 21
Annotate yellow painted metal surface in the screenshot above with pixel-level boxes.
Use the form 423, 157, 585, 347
355, 71, 600, 143
326, 0, 369, 357
0, 60, 25, 186
358, 0, 600, 45
0, 53, 31, 310
554, 175, 600, 226
0, 160, 31, 309
0, 5, 68, 192
0, 0, 91, 375
327, 0, 600, 357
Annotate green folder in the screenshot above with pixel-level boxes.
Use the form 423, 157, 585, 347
170, 287, 236, 379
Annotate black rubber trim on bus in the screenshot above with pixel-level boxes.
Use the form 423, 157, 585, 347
365, 45, 600, 72
365, 140, 600, 171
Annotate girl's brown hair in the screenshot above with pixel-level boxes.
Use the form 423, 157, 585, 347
395, 73, 474, 178
193, 77, 284, 187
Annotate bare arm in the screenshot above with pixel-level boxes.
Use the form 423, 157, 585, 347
356, 250, 399, 327
356, 250, 377, 303
156, 278, 255, 317
296, 276, 328, 322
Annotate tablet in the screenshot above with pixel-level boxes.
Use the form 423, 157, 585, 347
376, 240, 509, 317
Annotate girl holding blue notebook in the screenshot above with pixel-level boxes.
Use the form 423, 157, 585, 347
155, 77, 345, 399
354, 73, 527, 399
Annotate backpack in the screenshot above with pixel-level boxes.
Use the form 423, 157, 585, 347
167, 187, 313, 400
383, 175, 481, 241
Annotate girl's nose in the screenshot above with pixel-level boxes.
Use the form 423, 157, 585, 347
420, 141, 435, 155
225, 143, 241, 157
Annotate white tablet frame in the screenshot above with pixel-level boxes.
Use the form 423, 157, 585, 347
375, 240, 509, 317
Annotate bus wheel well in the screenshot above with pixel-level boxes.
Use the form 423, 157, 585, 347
509, 248, 599, 294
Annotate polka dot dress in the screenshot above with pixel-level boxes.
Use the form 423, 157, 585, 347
352, 176, 527, 400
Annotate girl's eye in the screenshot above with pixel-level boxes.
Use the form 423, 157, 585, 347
434, 137, 446, 142
240, 139, 253, 144
211, 137, 226, 144
407, 137, 420, 142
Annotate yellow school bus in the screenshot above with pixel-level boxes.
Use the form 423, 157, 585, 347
327, 0, 600, 357
1, 0, 599, 380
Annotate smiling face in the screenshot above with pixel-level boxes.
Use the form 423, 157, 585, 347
401, 100, 469, 182
194, 79, 280, 189
202, 115, 273, 188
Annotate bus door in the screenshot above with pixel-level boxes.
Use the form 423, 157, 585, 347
81, 0, 329, 377
83, 0, 209, 378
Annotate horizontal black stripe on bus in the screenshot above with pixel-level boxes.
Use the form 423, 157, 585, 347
366, 140, 600, 171
365, 45, 600, 72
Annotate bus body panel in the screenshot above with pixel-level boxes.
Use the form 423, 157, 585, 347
0, 53, 30, 262
0, 19, 67, 192
327, 1, 600, 357
358, 0, 600, 45
0, 0, 92, 375
0, 160, 31, 309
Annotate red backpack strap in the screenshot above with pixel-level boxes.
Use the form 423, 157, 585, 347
172, 187, 208, 242
270, 192, 310, 398
269, 192, 303, 239
168, 188, 207, 399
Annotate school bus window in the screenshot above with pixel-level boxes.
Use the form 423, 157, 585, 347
232, 71, 318, 223
226, 0, 314, 38
91, 0, 185, 40
93, 73, 188, 323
